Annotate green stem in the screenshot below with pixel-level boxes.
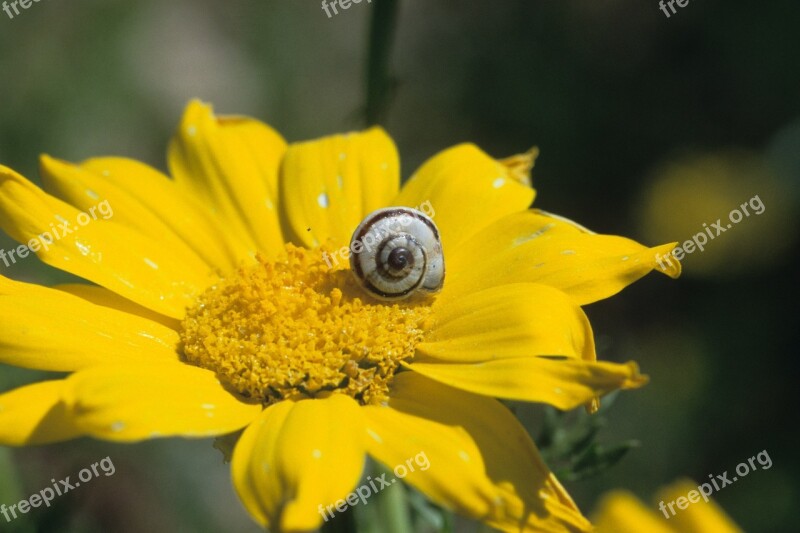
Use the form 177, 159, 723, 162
382, 475, 412, 533
365, 0, 400, 125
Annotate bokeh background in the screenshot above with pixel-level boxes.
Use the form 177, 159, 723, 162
0, 1, 798, 531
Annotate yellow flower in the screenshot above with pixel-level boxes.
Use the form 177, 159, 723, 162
593, 480, 742, 533
0, 100, 679, 532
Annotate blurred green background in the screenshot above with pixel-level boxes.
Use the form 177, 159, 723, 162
0, 1, 798, 531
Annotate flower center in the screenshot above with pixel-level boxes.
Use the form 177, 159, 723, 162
180, 244, 432, 406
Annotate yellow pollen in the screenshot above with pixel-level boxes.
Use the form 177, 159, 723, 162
180, 244, 433, 405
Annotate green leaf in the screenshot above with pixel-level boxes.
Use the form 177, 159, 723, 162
536, 391, 638, 481
565, 440, 640, 481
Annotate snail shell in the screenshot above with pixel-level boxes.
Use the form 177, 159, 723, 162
349, 207, 445, 300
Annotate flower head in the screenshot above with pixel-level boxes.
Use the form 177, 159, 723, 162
593, 480, 742, 533
0, 100, 679, 531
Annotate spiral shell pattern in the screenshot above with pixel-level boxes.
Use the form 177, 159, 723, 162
349, 207, 445, 300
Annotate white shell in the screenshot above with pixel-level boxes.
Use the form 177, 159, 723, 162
349, 207, 445, 300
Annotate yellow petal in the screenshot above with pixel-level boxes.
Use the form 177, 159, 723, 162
39, 155, 212, 273
0, 165, 214, 318
393, 144, 535, 252
56, 283, 180, 331
446, 210, 680, 306
0, 275, 179, 371
0, 380, 81, 446
407, 358, 647, 411
420, 283, 596, 364
231, 395, 366, 531
655, 479, 743, 533
168, 100, 287, 253
280, 127, 400, 249
63, 362, 262, 441
364, 372, 591, 532
418, 282, 633, 411
593, 491, 675, 533
80, 156, 250, 271
499, 146, 539, 187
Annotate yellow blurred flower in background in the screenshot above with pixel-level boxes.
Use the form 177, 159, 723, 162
593, 479, 742, 533
636, 150, 798, 279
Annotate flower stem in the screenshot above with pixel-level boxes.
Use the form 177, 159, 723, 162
365, 0, 399, 125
